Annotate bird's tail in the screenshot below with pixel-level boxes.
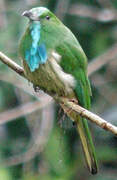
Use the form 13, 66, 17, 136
60, 102, 98, 174
76, 116, 98, 174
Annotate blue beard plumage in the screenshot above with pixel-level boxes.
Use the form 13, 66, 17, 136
25, 21, 47, 72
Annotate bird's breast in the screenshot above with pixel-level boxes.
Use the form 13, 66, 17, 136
23, 51, 76, 98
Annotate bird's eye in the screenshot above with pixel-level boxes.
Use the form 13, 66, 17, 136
46, 16, 50, 20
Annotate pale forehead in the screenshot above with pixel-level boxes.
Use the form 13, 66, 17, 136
30, 7, 49, 16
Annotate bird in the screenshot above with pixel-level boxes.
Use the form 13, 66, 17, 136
19, 7, 98, 174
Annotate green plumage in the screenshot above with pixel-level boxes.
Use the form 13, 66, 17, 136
19, 7, 98, 174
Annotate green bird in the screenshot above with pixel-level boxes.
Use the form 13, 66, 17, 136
19, 7, 98, 174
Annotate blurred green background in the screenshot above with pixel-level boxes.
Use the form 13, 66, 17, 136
1, 0, 117, 179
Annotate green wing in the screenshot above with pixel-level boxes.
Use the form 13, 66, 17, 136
56, 41, 98, 174
56, 41, 91, 109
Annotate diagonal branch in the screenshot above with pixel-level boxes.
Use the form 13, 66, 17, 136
0, 51, 117, 136
59, 98, 117, 136
0, 52, 25, 77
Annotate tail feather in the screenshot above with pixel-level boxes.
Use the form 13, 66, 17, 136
77, 117, 98, 174
60, 102, 98, 174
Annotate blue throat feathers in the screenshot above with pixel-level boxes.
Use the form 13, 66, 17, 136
25, 21, 47, 72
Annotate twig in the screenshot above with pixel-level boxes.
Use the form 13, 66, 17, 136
0, 52, 25, 77
0, 52, 117, 136
60, 98, 117, 136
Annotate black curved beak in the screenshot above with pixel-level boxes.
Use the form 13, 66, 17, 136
22, 10, 32, 18
22, 10, 39, 21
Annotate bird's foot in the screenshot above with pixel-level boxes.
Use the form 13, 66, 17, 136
33, 84, 40, 93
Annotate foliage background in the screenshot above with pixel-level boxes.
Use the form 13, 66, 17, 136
0, 0, 117, 179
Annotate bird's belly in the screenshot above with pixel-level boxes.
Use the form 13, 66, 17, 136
23, 57, 76, 98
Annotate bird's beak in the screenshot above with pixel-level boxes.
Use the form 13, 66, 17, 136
22, 10, 32, 18
22, 10, 39, 21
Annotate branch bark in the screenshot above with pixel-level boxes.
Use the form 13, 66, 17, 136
0, 51, 117, 136
59, 98, 117, 136
0, 52, 25, 77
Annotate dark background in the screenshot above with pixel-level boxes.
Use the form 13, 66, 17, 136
0, 0, 117, 179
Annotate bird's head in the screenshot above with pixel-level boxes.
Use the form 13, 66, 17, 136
22, 7, 61, 26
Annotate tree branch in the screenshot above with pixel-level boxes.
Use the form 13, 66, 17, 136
59, 98, 117, 136
0, 51, 117, 136
0, 52, 25, 77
